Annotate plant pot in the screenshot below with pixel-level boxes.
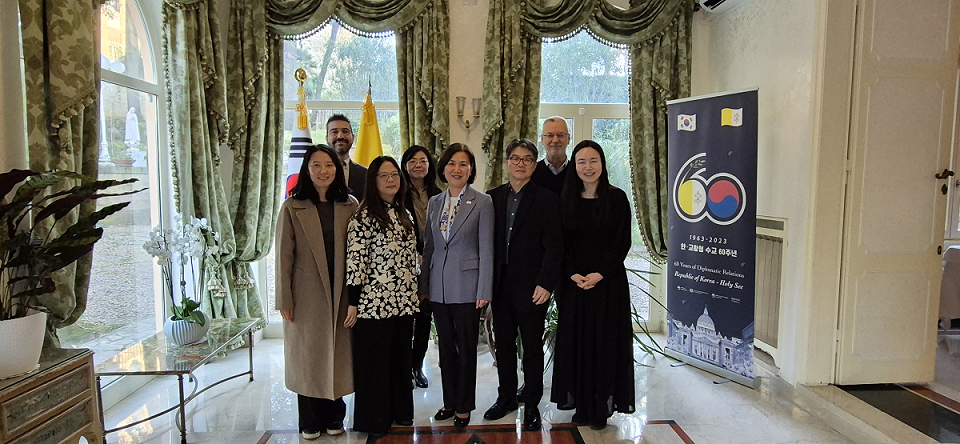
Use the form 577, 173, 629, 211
111, 159, 135, 168
0, 312, 47, 379
163, 314, 210, 346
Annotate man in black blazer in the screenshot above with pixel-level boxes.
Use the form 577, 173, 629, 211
483, 138, 562, 431
326, 114, 367, 197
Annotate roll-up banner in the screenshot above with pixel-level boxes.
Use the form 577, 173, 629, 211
665, 89, 759, 389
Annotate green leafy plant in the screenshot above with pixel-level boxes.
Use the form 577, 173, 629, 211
171, 296, 205, 326
0, 169, 141, 321
107, 141, 132, 160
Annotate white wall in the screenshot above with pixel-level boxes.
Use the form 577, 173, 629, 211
448, 0, 490, 181
691, 0, 820, 384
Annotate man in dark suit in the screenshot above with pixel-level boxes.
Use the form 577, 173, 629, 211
326, 114, 367, 197
483, 138, 563, 431
530, 116, 570, 195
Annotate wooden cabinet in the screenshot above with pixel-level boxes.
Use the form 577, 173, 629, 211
0, 348, 102, 444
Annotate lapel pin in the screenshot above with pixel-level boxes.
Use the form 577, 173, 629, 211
466, 200, 473, 205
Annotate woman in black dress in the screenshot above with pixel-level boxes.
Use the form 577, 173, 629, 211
550, 140, 635, 430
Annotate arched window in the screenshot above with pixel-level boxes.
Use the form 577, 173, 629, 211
58, 0, 169, 365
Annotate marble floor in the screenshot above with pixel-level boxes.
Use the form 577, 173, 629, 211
99, 338, 854, 444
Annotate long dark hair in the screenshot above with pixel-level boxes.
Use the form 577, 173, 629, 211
358, 156, 415, 233
561, 140, 613, 215
291, 144, 350, 203
400, 145, 441, 197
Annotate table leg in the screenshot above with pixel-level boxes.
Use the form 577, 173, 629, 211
248, 329, 254, 382
97, 376, 106, 444
178, 374, 187, 444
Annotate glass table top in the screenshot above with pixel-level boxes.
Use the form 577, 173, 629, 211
94, 317, 262, 376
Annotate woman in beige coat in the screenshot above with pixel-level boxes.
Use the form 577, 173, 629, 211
276, 144, 358, 440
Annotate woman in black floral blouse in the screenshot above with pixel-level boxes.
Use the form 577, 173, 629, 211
345, 156, 421, 437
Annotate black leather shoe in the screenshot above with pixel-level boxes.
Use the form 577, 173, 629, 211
571, 411, 588, 426
589, 418, 607, 430
434, 408, 455, 420
413, 368, 429, 388
367, 431, 388, 439
523, 406, 541, 431
394, 419, 413, 426
483, 399, 519, 420
454, 414, 470, 430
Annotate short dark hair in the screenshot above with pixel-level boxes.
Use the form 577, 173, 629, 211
291, 144, 350, 203
326, 114, 351, 128
437, 143, 477, 184
505, 138, 538, 159
401, 145, 441, 196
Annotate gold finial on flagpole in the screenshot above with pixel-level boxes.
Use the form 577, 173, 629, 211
295, 68, 309, 130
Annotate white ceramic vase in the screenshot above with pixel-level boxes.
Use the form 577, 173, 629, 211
163, 313, 210, 346
0, 311, 47, 379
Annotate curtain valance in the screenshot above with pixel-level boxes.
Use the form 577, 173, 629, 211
267, 0, 433, 38
521, 0, 685, 47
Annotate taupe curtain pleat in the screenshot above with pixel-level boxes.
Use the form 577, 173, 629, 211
19, 0, 104, 346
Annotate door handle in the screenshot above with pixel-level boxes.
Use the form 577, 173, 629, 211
935, 169, 955, 180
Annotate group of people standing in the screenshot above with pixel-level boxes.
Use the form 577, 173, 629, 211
276, 114, 636, 440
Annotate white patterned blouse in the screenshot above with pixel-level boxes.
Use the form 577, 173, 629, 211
346, 205, 420, 319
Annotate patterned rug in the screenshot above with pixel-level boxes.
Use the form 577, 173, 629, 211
259, 421, 695, 443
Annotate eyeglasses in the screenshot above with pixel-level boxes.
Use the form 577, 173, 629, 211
376, 172, 401, 180
542, 133, 569, 140
507, 156, 536, 166
406, 159, 428, 167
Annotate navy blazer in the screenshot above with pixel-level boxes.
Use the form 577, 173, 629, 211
419, 186, 494, 304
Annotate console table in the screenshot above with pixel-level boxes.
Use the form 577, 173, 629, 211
95, 317, 262, 444
0, 348, 102, 444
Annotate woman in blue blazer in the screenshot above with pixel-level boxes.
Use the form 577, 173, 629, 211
418, 143, 494, 430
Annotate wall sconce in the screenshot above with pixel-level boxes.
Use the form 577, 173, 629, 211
456, 96, 481, 135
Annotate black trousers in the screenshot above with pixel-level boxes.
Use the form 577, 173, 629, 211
492, 283, 547, 405
352, 315, 415, 433
297, 395, 345, 432
431, 301, 481, 414
411, 299, 433, 370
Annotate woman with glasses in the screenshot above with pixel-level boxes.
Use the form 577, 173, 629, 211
419, 143, 494, 430
276, 144, 357, 440
400, 145, 442, 388
346, 156, 420, 437
550, 140, 635, 430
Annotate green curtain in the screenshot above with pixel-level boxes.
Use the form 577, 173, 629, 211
163, 0, 251, 319
481, 0, 691, 262
480, 0, 541, 190
396, 0, 450, 159
265, 0, 449, 158
19, 0, 104, 347
220, 0, 283, 319
629, 1, 692, 263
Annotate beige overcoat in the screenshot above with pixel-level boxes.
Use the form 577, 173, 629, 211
276, 196, 358, 399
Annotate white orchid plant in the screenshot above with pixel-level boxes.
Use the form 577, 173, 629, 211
142, 215, 225, 326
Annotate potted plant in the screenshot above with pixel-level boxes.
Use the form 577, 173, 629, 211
107, 141, 134, 168
0, 169, 140, 378
143, 215, 224, 346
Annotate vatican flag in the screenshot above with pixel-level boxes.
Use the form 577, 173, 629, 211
352, 86, 383, 167
721, 108, 743, 127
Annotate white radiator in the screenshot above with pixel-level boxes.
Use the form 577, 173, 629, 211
755, 217, 786, 359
